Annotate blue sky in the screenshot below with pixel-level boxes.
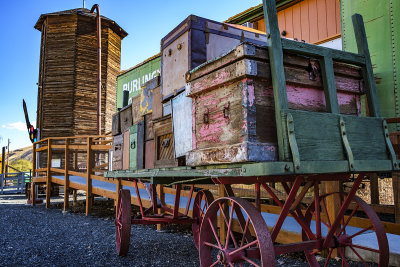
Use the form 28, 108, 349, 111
0, 0, 261, 151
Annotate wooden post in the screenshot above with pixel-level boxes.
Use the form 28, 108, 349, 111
393, 172, 400, 223
46, 139, 52, 208
64, 139, 70, 211
73, 189, 77, 206
157, 184, 165, 231
322, 180, 341, 258
218, 184, 227, 243
1, 147, 5, 186
370, 173, 379, 205
32, 144, 36, 205
86, 137, 93, 215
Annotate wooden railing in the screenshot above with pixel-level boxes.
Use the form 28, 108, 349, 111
31, 135, 113, 214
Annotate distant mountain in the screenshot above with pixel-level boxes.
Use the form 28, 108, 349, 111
8, 146, 33, 162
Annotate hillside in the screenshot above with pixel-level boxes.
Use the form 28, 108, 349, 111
8, 146, 33, 162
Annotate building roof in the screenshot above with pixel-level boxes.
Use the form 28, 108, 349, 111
34, 8, 128, 39
225, 0, 301, 24
118, 53, 161, 76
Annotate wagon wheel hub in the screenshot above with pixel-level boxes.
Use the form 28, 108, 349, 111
337, 234, 352, 247
217, 249, 245, 264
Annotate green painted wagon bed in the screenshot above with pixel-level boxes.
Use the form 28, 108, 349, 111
105, 1, 396, 266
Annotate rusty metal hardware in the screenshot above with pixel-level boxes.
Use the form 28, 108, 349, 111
223, 102, 230, 119
131, 140, 136, 149
203, 109, 209, 124
177, 43, 183, 51
281, 30, 287, 36
161, 138, 170, 148
306, 59, 319, 81
168, 48, 173, 56
339, 117, 355, 171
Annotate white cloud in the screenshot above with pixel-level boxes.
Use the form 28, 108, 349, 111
2, 121, 27, 132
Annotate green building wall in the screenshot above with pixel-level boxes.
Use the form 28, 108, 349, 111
341, 0, 400, 129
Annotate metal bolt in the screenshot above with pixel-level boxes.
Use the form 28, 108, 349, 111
267, 34, 271, 38
289, 130, 294, 134
296, 165, 300, 170
284, 164, 290, 171
350, 164, 354, 169
342, 131, 346, 135
289, 120, 293, 124
243, 168, 246, 173
386, 133, 389, 137
341, 122, 345, 126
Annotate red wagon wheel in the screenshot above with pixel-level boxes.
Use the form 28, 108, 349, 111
115, 189, 131, 256
192, 189, 214, 249
302, 192, 389, 267
199, 197, 275, 267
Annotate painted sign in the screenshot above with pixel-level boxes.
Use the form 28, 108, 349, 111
116, 55, 161, 110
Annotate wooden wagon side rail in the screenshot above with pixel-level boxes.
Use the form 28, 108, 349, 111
31, 135, 113, 214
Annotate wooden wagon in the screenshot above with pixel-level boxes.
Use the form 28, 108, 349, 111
105, 1, 396, 266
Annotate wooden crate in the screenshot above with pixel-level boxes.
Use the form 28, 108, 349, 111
145, 140, 155, 169
172, 92, 192, 158
131, 95, 141, 125
140, 76, 160, 116
152, 84, 163, 121
186, 42, 363, 166
153, 115, 178, 168
120, 104, 133, 133
122, 130, 130, 170
112, 113, 120, 136
161, 15, 267, 101
129, 122, 145, 170
112, 134, 123, 170
144, 114, 154, 141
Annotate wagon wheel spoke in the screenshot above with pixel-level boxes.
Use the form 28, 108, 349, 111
240, 217, 251, 247
208, 217, 223, 249
321, 197, 332, 227
192, 190, 214, 250
229, 240, 259, 256
338, 247, 349, 267
225, 200, 236, 249
241, 256, 261, 267
323, 248, 333, 267
339, 203, 360, 236
218, 202, 238, 248
347, 244, 380, 253
349, 246, 369, 267
204, 241, 221, 250
349, 225, 373, 239
210, 260, 220, 267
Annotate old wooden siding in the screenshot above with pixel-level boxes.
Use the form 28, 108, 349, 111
255, 0, 341, 44
36, 11, 124, 139
37, 15, 77, 139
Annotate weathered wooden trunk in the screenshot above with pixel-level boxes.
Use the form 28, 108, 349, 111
145, 140, 155, 169
131, 96, 141, 125
153, 115, 179, 168
112, 113, 120, 136
186, 42, 363, 166
128, 122, 145, 171
123, 130, 130, 170
172, 92, 193, 158
120, 104, 133, 133
161, 15, 267, 101
112, 134, 123, 170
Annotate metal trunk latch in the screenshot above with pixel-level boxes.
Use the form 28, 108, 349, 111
131, 140, 136, 149
161, 138, 170, 148
287, 113, 300, 171
339, 117, 355, 171
203, 109, 209, 124
223, 102, 230, 119
306, 58, 319, 81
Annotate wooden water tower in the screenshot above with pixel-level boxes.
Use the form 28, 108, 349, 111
34, 8, 127, 139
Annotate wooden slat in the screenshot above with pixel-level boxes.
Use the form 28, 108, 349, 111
50, 168, 65, 174
68, 170, 86, 178
352, 14, 380, 117
36, 146, 48, 152
91, 145, 112, 151
320, 56, 339, 114
92, 187, 116, 199
46, 139, 52, 208
263, 0, 289, 160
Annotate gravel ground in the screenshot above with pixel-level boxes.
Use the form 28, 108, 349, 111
0, 192, 374, 266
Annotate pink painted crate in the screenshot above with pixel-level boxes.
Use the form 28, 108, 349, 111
185, 42, 363, 166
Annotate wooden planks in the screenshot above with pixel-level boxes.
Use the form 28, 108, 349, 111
36, 10, 124, 140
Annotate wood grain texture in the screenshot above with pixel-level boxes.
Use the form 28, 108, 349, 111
36, 12, 123, 139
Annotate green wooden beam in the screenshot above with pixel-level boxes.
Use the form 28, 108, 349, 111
352, 14, 381, 117
263, 0, 288, 161
320, 56, 340, 114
